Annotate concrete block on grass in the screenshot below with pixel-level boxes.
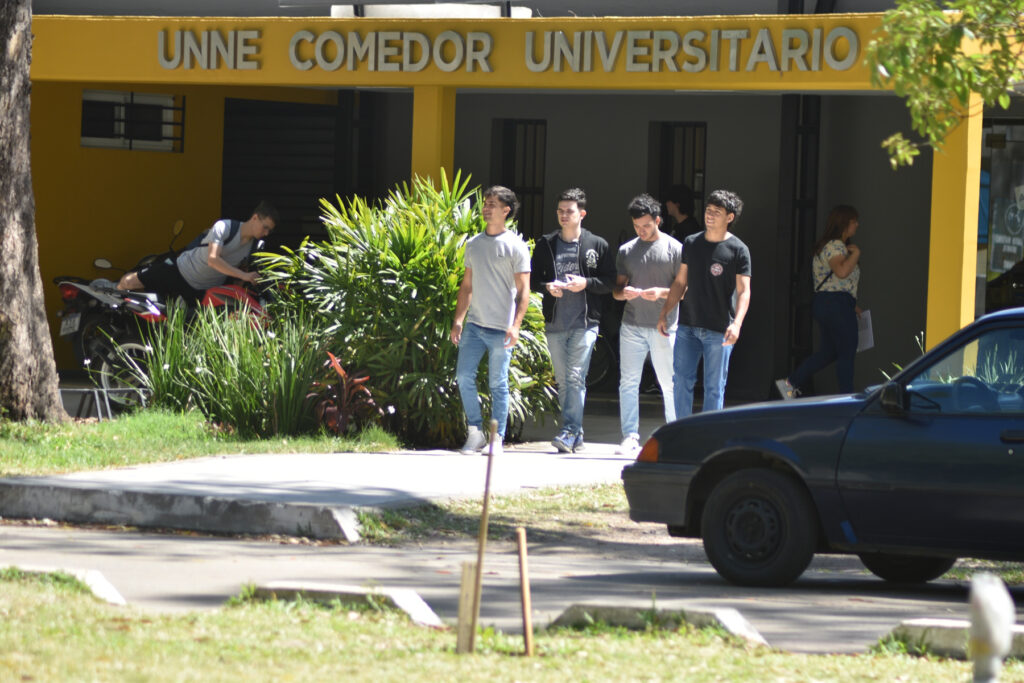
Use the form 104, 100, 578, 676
549, 603, 768, 647
253, 581, 442, 627
3, 564, 126, 606
890, 618, 1024, 659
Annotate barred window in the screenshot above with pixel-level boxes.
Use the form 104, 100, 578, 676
491, 118, 546, 241
80, 90, 185, 152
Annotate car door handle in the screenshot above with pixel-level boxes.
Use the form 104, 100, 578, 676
1001, 430, 1024, 443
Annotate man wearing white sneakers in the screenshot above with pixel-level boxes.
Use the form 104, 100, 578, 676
614, 194, 683, 456
450, 186, 531, 454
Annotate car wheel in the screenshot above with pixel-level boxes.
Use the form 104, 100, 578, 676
701, 469, 817, 587
857, 553, 956, 584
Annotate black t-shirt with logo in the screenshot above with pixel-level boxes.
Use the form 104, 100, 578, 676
679, 232, 752, 333
548, 237, 586, 333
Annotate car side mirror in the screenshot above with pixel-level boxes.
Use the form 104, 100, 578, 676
879, 382, 906, 413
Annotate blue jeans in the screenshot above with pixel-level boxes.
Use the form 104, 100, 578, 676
790, 291, 858, 394
456, 323, 512, 438
674, 325, 734, 417
618, 323, 675, 440
546, 326, 598, 437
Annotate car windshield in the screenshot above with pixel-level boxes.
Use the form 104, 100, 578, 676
905, 325, 1024, 414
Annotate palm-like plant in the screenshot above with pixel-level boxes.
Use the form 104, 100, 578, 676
260, 171, 556, 447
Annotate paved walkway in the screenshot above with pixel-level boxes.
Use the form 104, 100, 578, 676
0, 396, 655, 541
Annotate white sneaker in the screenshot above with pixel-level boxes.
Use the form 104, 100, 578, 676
617, 435, 640, 456
484, 438, 503, 457
460, 426, 487, 454
775, 378, 799, 400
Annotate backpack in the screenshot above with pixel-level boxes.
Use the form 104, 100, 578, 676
182, 219, 242, 253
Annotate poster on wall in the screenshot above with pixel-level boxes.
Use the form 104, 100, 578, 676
988, 153, 1024, 276
984, 140, 1024, 312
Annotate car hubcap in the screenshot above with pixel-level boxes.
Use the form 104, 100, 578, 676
724, 497, 780, 561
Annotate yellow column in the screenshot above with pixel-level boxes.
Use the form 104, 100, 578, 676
926, 93, 983, 349
411, 85, 455, 184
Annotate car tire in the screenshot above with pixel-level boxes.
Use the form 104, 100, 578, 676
857, 553, 956, 584
701, 469, 817, 587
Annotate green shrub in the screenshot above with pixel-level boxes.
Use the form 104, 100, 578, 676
134, 303, 328, 438
260, 171, 556, 447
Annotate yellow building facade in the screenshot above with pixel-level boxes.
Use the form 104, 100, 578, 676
29, 13, 981, 387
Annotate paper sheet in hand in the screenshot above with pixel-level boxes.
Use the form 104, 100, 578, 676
857, 309, 874, 352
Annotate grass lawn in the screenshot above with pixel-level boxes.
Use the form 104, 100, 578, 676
1, 569, 1016, 682
0, 409, 397, 477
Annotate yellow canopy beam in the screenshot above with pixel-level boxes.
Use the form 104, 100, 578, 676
411, 85, 455, 182
926, 93, 983, 349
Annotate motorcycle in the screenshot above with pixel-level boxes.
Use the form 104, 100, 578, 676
53, 271, 165, 407
53, 219, 265, 409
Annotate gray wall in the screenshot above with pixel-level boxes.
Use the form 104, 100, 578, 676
816, 95, 933, 393
453, 90, 786, 401
445, 89, 935, 402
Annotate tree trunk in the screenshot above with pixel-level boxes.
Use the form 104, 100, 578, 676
0, 0, 66, 422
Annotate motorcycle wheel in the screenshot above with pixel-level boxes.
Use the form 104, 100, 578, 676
96, 337, 150, 412
76, 313, 127, 380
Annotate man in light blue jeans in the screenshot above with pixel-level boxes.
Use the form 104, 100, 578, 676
530, 188, 616, 453
613, 194, 683, 455
658, 189, 751, 417
451, 186, 531, 454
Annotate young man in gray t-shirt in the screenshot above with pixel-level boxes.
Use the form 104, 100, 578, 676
613, 193, 682, 455
117, 201, 278, 302
450, 186, 531, 454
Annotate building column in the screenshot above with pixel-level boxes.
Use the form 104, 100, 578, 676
411, 85, 455, 183
926, 93, 983, 349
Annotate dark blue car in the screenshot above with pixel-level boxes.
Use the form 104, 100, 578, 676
622, 307, 1024, 587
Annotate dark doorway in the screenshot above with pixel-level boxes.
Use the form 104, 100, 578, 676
647, 120, 707, 217
220, 95, 361, 250
491, 118, 547, 240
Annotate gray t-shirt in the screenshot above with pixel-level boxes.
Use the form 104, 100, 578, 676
465, 230, 531, 331
547, 237, 586, 333
176, 220, 252, 291
616, 233, 683, 328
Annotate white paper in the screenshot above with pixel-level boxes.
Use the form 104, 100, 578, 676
857, 309, 874, 352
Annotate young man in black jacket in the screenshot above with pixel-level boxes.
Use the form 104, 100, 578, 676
529, 188, 616, 452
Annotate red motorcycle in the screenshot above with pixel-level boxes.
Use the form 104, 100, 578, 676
53, 220, 265, 409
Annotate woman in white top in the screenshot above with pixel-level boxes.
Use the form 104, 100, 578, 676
777, 205, 862, 398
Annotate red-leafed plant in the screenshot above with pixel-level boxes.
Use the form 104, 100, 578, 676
309, 351, 382, 435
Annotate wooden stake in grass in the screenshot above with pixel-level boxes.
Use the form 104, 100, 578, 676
516, 526, 534, 656
455, 561, 476, 654
460, 419, 498, 654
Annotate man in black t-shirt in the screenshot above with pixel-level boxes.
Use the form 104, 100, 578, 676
657, 189, 751, 416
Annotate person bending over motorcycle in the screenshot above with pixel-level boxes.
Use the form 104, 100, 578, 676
117, 201, 278, 302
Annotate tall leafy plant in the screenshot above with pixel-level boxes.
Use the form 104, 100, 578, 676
133, 303, 327, 438
260, 171, 557, 447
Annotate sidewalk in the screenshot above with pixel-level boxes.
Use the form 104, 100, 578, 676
0, 392, 668, 541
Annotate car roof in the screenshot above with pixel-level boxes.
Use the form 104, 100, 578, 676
977, 306, 1024, 323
